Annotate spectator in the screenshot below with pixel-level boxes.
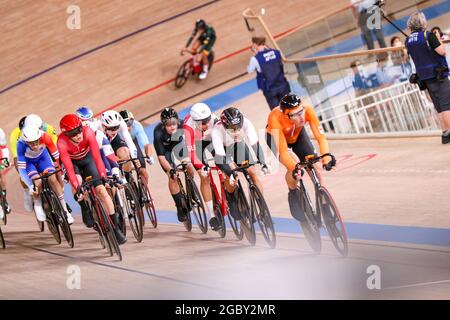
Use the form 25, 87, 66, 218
390, 36, 412, 81
350, 60, 372, 96
431, 26, 450, 42
247, 36, 291, 110
406, 12, 450, 144
351, 0, 387, 50
376, 53, 400, 86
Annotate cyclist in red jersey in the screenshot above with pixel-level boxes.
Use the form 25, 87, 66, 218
57, 114, 126, 244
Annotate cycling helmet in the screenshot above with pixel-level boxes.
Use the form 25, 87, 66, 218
279, 93, 301, 112
60, 114, 82, 133
160, 107, 178, 124
18, 116, 27, 130
221, 107, 243, 131
195, 19, 207, 30
101, 110, 122, 128
21, 125, 42, 142
190, 103, 212, 122
75, 106, 94, 121
119, 110, 134, 123
24, 114, 43, 129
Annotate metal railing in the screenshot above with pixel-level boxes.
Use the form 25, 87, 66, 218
313, 81, 441, 136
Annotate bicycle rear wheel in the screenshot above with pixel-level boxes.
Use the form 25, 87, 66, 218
251, 186, 276, 248
123, 184, 144, 242
318, 187, 348, 257
141, 183, 157, 228
175, 60, 191, 88
299, 185, 322, 253
236, 184, 256, 246
50, 192, 74, 248
211, 190, 225, 238
186, 178, 208, 234
0, 227, 5, 249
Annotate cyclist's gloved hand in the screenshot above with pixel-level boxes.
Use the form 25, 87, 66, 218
292, 166, 302, 181
146, 156, 155, 166
74, 186, 84, 202
229, 173, 238, 186
168, 168, 177, 180
261, 163, 271, 175
323, 157, 337, 171
199, 165, 209, 177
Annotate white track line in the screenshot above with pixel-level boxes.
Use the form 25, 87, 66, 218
383, 279, 450, 290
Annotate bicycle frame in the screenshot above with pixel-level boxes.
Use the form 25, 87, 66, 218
207, 166, 229, 217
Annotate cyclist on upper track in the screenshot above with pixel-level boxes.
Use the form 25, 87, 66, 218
181, 19, 216, 80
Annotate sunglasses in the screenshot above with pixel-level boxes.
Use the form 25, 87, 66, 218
162, 118, 178, 126
288, 107, 305, 119
64, 126, 83, 138
106, 125, 120, 132
26, 139, 40, 146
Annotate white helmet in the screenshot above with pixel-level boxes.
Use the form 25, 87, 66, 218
21, 125, 42, 142
101, 110, 122, 128
24, 114, 43, 129
190, 103, 212, 121
0, 128, 6, 145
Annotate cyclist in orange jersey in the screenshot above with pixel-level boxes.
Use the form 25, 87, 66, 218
266, 93, 336, 221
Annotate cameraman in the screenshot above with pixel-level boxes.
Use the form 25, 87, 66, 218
405, 12, 450, 144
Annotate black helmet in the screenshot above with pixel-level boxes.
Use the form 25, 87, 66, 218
221, 107, 243, 131
280, 93, 301, 112
119, 110, 134, 122
160, 107, 178, 124
18, 116, 27, 130
195, 19, 206, 30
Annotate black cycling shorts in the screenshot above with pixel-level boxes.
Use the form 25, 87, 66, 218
194, 140, 215, 167
226, 141, 256, 166
72, 151, 103, 187
266, 127, 317, 162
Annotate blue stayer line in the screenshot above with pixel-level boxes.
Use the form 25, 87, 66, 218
63, 202, 450, 247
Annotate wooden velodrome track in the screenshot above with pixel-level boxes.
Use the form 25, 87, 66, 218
1, 0, 450, 299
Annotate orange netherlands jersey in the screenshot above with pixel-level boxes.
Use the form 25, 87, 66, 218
266, 104, 329, 171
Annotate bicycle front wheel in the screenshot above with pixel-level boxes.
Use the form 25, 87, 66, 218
211, 189, 225, 238
96, 198, 122, 261
251, 186, 276, 248
318, 187, 348, 257
236, 185, 255, 246
0, 227, 5, 249
142, 183, 157, 228
175, 60, 191, 88
50, 192, 74, 248
299, 185, 322, 254
42, 195, 61, 244
187, 178, 208, 234
123, 184, 144, 242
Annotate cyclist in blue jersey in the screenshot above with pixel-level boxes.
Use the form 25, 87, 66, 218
119, 110, 155, 187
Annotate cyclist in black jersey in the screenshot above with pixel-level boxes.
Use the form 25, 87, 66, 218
154, 108, 192, 222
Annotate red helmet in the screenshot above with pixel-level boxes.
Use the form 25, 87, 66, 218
60, 114, 82, 133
